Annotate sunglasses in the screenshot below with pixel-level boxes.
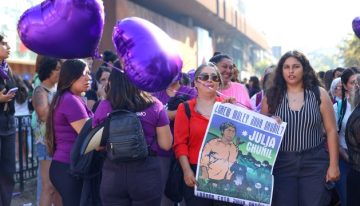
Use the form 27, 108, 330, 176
197, 73, 220, 82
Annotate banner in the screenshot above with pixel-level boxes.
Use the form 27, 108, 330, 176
195, 102, 287, 205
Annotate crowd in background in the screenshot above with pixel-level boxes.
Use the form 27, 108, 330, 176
1, 31, 360, 206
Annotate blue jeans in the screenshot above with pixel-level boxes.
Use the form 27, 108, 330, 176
36, 143, 51, 161
335, 157, 349, 206
272, 145, 331, 206
35, 143, 52, 204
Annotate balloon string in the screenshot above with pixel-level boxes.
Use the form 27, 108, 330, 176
166, 89, 195, 97
103, 61, 124, 73
197, 81, 252, 110
215, 90, 252, 110
92, 54, 124, 73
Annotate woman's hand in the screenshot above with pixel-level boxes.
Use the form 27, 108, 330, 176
183, 168, 197, 187
0, 89, 15, 103
95, 146, 105, 151
326, 164, 340, 182
222, 97, 236, 104
271, 115, 283, 124
97, 83, 106, 100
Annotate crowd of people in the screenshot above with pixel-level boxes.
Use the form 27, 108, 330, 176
1, 31, 360, 206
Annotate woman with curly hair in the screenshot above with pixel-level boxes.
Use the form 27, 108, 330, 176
261, 50, 340, 206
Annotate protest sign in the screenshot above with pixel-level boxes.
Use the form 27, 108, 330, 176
195, 102, 287, 206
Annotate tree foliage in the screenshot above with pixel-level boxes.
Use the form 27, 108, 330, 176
308, 51, 339, 72
253, 59, 273, 76
339, 34, 360, 67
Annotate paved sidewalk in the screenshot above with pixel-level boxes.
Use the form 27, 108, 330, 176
11, 178, 36, 206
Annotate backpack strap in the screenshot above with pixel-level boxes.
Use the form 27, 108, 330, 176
183, 101, 191, 119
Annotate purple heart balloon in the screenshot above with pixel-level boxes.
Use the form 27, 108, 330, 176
112, 17, 182, 92
352, 17, 360, 39
17, 0, 104, 59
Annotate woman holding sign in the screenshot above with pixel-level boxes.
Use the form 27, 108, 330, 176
174, 62, 236, 205
261, 50, 340, 206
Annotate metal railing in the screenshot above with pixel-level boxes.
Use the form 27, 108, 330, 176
14, 115, 38, 191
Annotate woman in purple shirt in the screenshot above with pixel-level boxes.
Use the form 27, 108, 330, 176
93, 60, 172, 206
46, 59, 93, 206
152, 78, 196, 205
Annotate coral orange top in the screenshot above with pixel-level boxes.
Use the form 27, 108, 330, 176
173, 97, 222, 165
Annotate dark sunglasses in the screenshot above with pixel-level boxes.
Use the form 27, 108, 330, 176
197, 73, 220, 82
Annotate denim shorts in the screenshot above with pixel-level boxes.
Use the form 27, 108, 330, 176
36, 143, 52, 161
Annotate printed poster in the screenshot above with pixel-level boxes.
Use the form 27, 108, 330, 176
195, 102, 287, 206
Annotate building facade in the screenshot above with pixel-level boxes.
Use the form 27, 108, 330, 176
100, 0, 271, 79
3, 0, 271, 80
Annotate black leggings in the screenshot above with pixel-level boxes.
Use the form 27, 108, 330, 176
49, 160, 83, 206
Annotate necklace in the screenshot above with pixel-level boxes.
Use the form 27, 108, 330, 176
287, 91, 304, 110
288, 96, 299, 103
287, 91, 304, 102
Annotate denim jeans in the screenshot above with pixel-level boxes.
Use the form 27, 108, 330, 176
272, 145, 331, 206
335, 157, 349, 206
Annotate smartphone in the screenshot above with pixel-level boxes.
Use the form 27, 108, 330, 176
6, 87, 18, 95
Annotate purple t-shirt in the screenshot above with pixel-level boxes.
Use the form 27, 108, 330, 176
53, 91, 93, 163
93, 98, 170, 155
152, 85, 196, 156
152, 85, 197, 105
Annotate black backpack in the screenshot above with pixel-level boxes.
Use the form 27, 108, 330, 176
101, 109, 150, 162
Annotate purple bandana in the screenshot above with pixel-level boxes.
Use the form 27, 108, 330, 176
0, 61, 9, 81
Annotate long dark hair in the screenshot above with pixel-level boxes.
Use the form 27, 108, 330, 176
338, 67, 360, 132
45, 59, 87, 156
106, 60, 154, 112
37, 56, 61, 81
13, 75, 28, 104
209, 53, 232, 65
266, 50, 322, 114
